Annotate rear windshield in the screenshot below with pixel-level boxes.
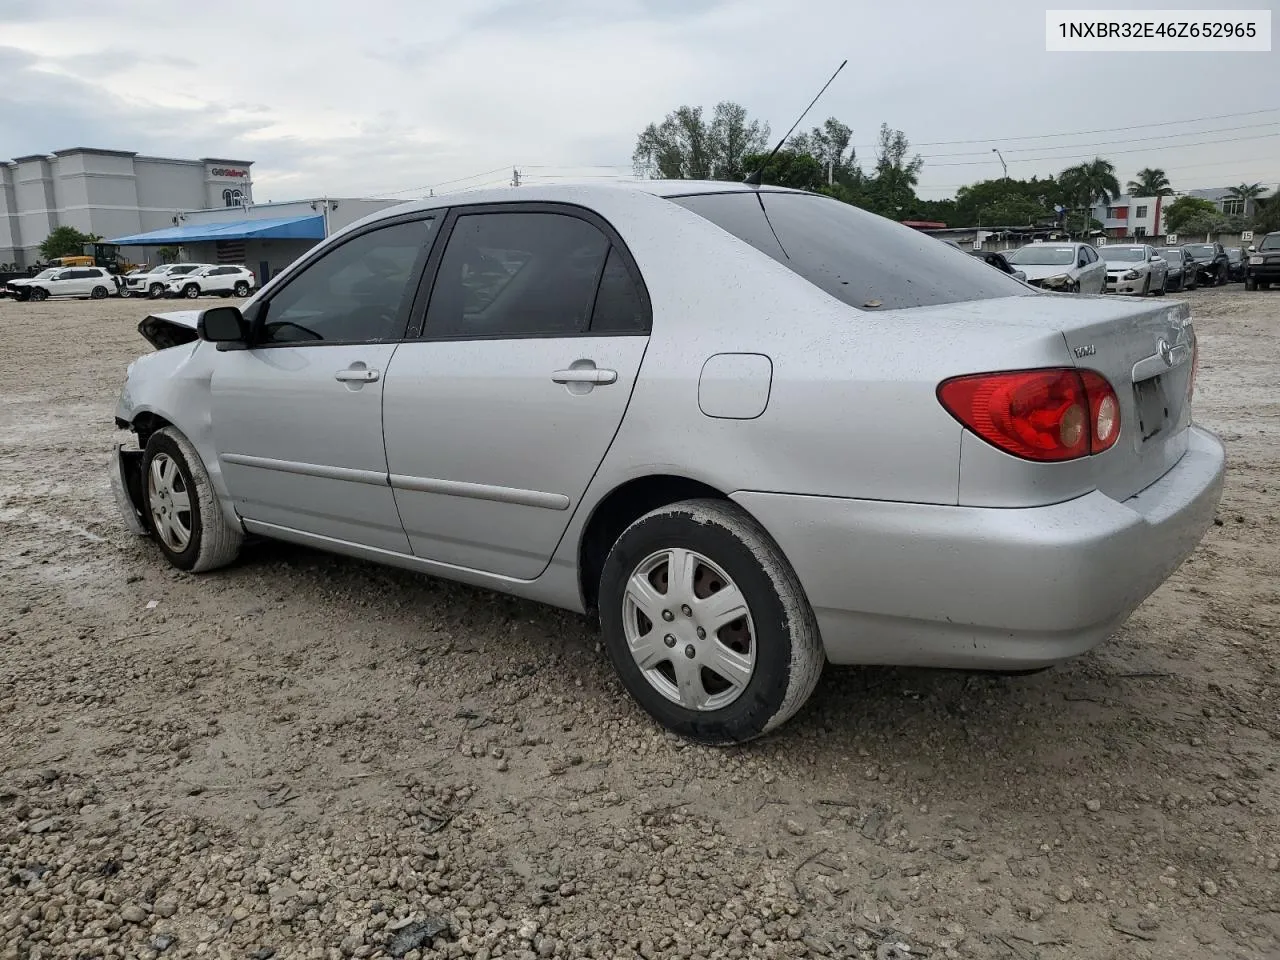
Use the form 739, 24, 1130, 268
1157, 249, 1182, 261
668, 191, 1028, 310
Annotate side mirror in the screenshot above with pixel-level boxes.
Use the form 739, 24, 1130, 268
197, 306, 249, 350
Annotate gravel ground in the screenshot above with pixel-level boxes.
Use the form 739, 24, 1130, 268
1, 286, 1277, 960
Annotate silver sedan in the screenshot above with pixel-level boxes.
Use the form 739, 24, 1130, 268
112, 182, 1225, 743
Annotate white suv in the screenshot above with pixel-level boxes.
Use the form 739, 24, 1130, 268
164, 265, 257, 299
124, 264, 209, 299
22, 267, 119, 301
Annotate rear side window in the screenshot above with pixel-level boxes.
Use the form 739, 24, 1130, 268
590, 246, 646, 333
423, 212, 609, 338
669, 191, 1030, 310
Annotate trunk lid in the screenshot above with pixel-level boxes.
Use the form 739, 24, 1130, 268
987, 294, 1195, 500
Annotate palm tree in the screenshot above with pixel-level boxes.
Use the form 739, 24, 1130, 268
1060, 157, 1121, 236
1227, 182, 1266, 202
1126, 167, 1172, 197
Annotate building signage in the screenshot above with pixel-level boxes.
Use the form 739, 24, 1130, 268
211, 167, 249, 178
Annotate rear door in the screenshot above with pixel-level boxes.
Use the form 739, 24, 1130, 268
381, 203, 651, 579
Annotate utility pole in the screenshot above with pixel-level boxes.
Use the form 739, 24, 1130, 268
827, 160, 833, 186
511, 167, 521, 187
992, 148, 1008, 179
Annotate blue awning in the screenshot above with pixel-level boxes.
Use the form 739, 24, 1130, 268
108, 214, 326, 245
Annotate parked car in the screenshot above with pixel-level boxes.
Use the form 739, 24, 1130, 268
1245, 231, 1280, 290
110, 182, 1224, 743
20, 266, 118, 301
1156, 247, 1197, 292
3, 267, 60, 301
1102, 244, 1168, 296
124, 263, 209, 299
969, 249, 1027, 282
1182, 242, 1230, 286
1004, 242, 1107, 293
164, 265, 257, 299
1225, 247, 1248, 282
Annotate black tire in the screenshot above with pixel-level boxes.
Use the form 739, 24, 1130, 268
1246, 278, 1258, 291
183, 284, 200, 299
91, 285, 108, 299
1141, 274, 1151, 296
233, 281, 250, 297
149, 283, 164, 298
29, 287, 48, 302
119, 287, 132, 299
1262, 282, 1273, 290
1218, 265, 1228, 286
141, 427, 243, 573
598, 498, 823, 744
15, 289, 30, 302
1153, 274, 1166, 296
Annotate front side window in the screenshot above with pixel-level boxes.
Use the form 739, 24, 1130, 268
423, 212, 610, 338
671, 191, 1027, 310
258, 218, 434, 345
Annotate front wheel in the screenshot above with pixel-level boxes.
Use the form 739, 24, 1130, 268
183, 284, 200, 299
1245, 277, 1258, 291
148, 283, 164, 298
1153, 274, 1166, 296
141, 427, 243, 572
29, 287, 48, 302
119, 287, 132, 298
598, 499, 823, 744
1141, 274, 1151, 296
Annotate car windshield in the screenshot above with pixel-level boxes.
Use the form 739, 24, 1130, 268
1186, 244, 1215, 257
1262, 234, 1280, 250
170, 265, 199, 275
1104, 247, 1146, 262
33, 269, 58, 279
668, 191, 1028, 309
1157, 249, 1182, 262
1006, 246, 1076, 266
1227, 249, 1243, 261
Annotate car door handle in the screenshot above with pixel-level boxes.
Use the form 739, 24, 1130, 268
552, 368, 617, 385
335, 368, 380, 383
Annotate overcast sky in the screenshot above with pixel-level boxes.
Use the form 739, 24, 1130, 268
1, 0, 1276, 202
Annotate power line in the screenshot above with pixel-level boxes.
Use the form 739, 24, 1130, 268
926, 130, 1280, 167
852, 107, 1280, 150
915, 121, 1280, 160
375, 165, 512, 197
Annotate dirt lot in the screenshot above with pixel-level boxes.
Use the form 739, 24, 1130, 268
1, 286, 1277, 960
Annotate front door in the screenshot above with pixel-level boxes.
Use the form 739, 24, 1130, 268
211, 216, 437, 551
382, 205, 651, 579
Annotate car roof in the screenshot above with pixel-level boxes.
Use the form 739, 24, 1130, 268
361, 180, 807, 220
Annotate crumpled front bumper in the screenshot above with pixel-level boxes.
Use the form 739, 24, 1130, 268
111, 443, 148, 536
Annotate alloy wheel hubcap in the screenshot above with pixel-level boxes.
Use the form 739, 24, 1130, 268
622, 547, 756, 711
147, 453, 193, 552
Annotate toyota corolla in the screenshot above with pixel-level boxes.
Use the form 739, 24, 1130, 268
111, 182, 1225, 744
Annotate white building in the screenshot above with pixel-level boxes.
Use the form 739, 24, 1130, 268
0, 148, 254, 268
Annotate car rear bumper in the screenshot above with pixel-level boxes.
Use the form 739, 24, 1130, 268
733, 425, 1225, 669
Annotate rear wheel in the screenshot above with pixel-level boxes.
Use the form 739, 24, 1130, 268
233, 281, 250, 297
599, 499, 823, 744
141, 427, 243, 572
91, 285, 108, 299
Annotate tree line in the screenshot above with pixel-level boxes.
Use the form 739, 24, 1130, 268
633, 101, 1280, 236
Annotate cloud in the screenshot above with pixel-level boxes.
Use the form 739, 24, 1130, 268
1, 0, 1277, 202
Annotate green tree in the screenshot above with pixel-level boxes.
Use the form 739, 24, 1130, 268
865, 123, 923, 218
1227, 182, 1267, 203
39, 226, 100, 260
633, 102, 769, 180
739, 149, 825, 192
1163, 196, 1222, 234
1059, 158, 1120, 236
790, 118, 858, 187
156, 246, 180, 264
1253, 189, 1280, 234
1126, 167, 1172, 196
954, 175, 1064, 226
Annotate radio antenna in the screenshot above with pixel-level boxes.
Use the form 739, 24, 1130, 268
744, 59, 848, 187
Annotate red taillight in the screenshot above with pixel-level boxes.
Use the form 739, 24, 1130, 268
938, 368, 1121, 462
